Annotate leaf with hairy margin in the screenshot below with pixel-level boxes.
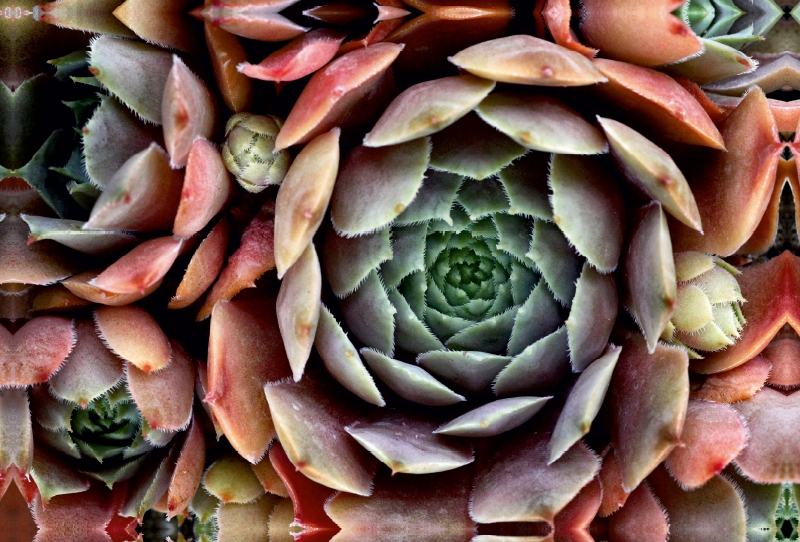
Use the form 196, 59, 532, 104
362, 349, 465, 406
341, 271, 396, 355
436, 396, 551, 437
417, 350, 510, 395
203, 453, 265, 504
494, 327, 570, 396
527, 220, 582, 306
324, 228, 392, 298
94, 305, 170, 373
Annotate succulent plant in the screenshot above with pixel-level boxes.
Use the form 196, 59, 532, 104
5, 0, 800, 540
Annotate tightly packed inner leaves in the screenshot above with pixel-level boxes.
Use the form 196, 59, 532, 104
3, 0, 800, 541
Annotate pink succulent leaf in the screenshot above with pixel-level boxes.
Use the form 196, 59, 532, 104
239, 28, 346, 83
648, 465, 746, 542
88, 36, 174, 124
275, 42, 404, 150
251, 453, 289, 498
542, 0, 597, 58
166, 414, 205, 518
664, 400, 747, 489
36, 0, 136, 37
200, 1, 309, 42
85, 143, 183, 232
623, 202, 676, 352
449, 35, 607, 86
264, 371, 378, 496
470, 420, 600, 524
162, 56, 218, 169
669, 88, 782, 256
274, 128, 340, 276
597, 448, 629, 517
608, 333, 688, 492
90, 236, 183, 295
173, 138, 236, 239
62, 270, 163, 306
29, 384, 73, 433
270, 441, 339, 531
48, 318, 124, 406
346, 411, 473, 474
591, 59, 725, 149
32, 284, 94, 313
0, 316, 75, 386
0, 388, 33, 476
325, 466, 474, 542
691, 355, 771, 403
203, 452, 265, 504
207, 295, 291, 463
598, 116, 702, 232
606, 482, 668, 542
197, 200, 276, 321
32, 483, 118, 542
552, 477, 602, 542
126, 339, 194, 432
82, 96, 162, 189
732, 386, 800, 483
762, 339, 800, 388
566, 263, 618, 371
94, 305, 171, 373
0, 214, 81, 285
170, 217, 231, 310
276, 243, 321, 381
204, 19, 254, 113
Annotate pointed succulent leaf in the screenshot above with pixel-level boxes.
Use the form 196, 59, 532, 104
664, 38, 756, 85
549, 346, 620, 464
429, 113, 526, 180
89, 36, 174, 124
275, 43, 404, 150
166, 414, 205, 518
113, 0, 202, 54
542, 0, 598, 57
527, 220, 582, 306
62, 270, 162, 306
29, 385, 73, 433
162, 56, 218, 168
471, 422, 599, 523
173, 138, 236, 239
239, 28, 346, 83
120, 445, 177, 519
449, 35, 606, 86
580, 0, 701, 67
592, 59, 725, 149
201, 2, 308, 41
275, 129, 339, 276
609, 334, 688, 491
85, 143, 183, 232
497, 151, 553, 220
340, 272, 396, 355
170, 217, 230, 310
49, 319, 123, 406
331, 139, 429, 236
82, 96, 161, 188
315, 305, 384, 406
30, 445, 89, 506
477, 93, 606, 155
22, 216, 138, 256
0, 388, 32, 474
507, 282, 563, 358
251, 453, 289, 498
0, 316, 75, 387
37, 0, 136, 36
127, 340, 194, 431
691, 355, 771, 403
347, 412, 473, 474
365, 75, 495, 147
362, 348, 466, 405
598, 116, 702, 231
649, 466, 746, 542
208, 295, 292, 463
265, 373, 377, 496
436, 396, 551, 437
323, 228, 392, 298
277, 243, 321, 381
665, 399, 746, 489
204, 452, 265, 504
494, 327, 570, 396
598, 448, 628, 517
417, 350, 510, 394
549, 154, 625, 273
204, 20, 253, 113
732, 387, 800, 483
326, 467, 474, 542
567, 263, 618, 371
669, 88, 781, 256
198, 200, 276, 321
624, 202, 676, 352
0, 214, 81, 286
32, 284, 94, 313
93, 305, 170, 373
90, 236, 182, 295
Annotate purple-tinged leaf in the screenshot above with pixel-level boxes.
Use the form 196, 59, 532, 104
417, 350, 509, 395
567, 263, 618, 371
435, 396, 551, 437
494, 327, 570, 396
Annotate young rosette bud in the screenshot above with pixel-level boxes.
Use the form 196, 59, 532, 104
222, 113, 292, 193
660, 252, 746, 358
